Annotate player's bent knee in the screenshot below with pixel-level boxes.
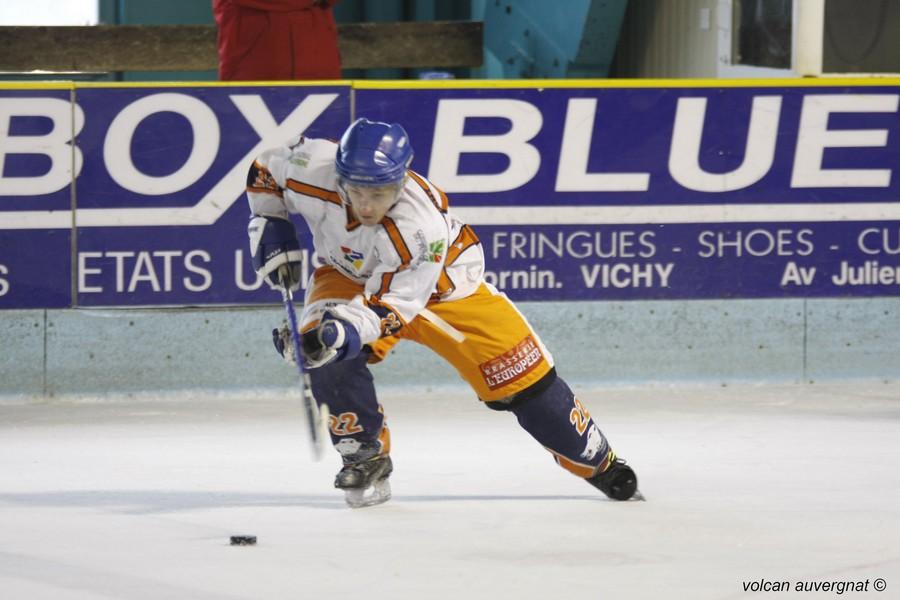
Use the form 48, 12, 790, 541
307, 348, 376, 405
483, 368, 558, 412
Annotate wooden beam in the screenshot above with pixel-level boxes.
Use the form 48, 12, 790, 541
339, 21, 482, 69
0, 25, 216, 72
0, 21, 482, 73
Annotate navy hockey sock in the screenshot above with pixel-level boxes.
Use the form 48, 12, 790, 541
307, 349, 389, 459
492, 372, 615, 478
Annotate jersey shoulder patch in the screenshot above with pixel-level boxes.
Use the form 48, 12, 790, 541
247, 161, 282, 196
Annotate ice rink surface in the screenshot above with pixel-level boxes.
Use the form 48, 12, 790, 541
1, 382, 898, 600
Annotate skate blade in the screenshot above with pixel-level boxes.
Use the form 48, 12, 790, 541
630, 489, 647, 501
344, 478, 391, 509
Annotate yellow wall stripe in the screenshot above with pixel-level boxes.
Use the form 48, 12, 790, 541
6, 77, 899, 92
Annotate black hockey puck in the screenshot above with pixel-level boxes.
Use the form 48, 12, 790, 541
229, 535, 257, 546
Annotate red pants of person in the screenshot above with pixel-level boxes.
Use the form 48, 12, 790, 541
213, 0, 342, 81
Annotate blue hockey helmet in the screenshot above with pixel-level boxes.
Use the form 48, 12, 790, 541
335, 118, 414, 187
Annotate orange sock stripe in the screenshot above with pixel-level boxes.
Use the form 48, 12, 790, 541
378, 422, 391, 455
546, 447, 613, 478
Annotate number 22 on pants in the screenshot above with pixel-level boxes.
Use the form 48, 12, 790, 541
569, 398, 592, 435
329, 412, 364, 436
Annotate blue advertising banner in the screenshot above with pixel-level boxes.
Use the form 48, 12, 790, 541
1, 80, 899, 308
72, 84, 350, 307
356, 82, 900, 300
0, 84, 74, 308
1, 83, 350, 308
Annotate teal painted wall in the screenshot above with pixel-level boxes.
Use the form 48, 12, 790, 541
99, 0, 217, 81
473, 0, 628, 79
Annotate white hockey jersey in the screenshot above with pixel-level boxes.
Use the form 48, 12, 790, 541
247, 135, 485, 345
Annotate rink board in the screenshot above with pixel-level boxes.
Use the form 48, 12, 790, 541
1, 80, 899, 308
358, 82, 900, 301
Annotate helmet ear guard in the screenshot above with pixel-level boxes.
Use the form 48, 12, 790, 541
335, 118, 414, 187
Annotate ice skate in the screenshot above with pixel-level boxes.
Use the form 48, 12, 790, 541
586, 456, 643, 501
335, 455, 393, 508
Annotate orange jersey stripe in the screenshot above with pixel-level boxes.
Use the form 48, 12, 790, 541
377, 271, 394, 297
285, 179, 341, 206
345, 204, 361, 231
429, 226, 479, 301
381, 217, 413, 268
408, 170, 447, 214
434, 269, 456, 297
446, 224, 480, 265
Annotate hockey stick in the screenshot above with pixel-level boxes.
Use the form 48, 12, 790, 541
279, 268, 330, 461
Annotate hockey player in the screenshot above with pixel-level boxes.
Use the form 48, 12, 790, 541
246, 118, 639, 507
